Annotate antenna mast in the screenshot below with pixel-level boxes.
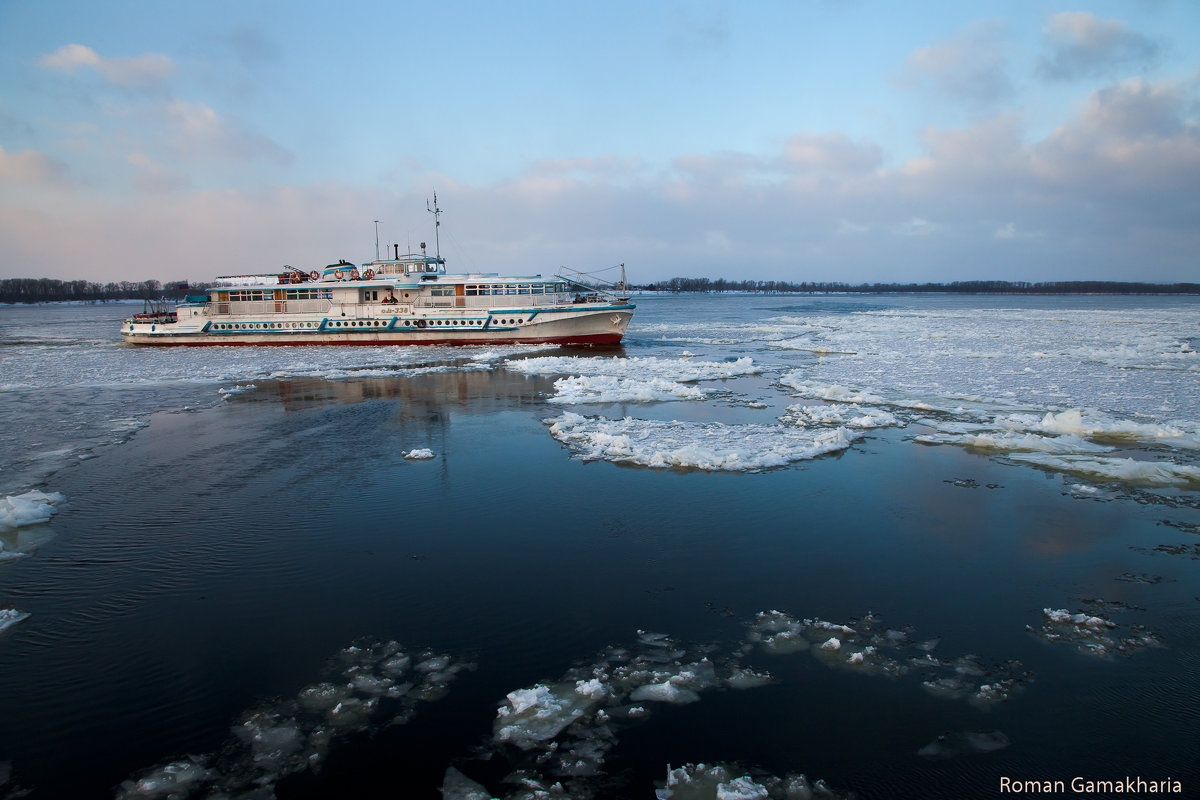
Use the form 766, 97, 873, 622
426, 192, 442, 260
373, 220, 381, 261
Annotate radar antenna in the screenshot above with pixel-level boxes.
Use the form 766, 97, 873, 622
426, 192, 442, 260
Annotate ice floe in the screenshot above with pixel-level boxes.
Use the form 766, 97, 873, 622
917, 730, 1011, 760
117, 640, 471, 799
0, 490, 65, 533
1026, 608, 1162, 658
545, 413, 857, 471
445, 629, 775, 799
508, 355, 761, 383
746, 611, 1030, 709
656, 762, 854, 800
780, 403, 900, 430
548, 375, 706, 404
217, 383, 256, 398
0, 608, 31, 634
1006, 453, 1200, 487
402, 448, 436, 460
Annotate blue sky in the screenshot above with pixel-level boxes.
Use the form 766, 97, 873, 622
1, 0, 1198, 284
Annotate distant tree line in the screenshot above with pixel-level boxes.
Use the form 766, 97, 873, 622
637, 278, 1200, 295
0, 278, 208, 304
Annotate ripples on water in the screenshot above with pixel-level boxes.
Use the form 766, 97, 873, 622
0, 295, 1198, 798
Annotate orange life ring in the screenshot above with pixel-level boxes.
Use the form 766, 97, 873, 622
363, 268, 375, 279
333, 269, 344, 279
309, 270, 319, 281
350, 268, 360, 280
289, 272, 301, 284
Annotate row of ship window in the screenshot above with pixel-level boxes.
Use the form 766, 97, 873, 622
211, 317, 525, 330
464, 283, 565, 296
225, 289, 333, 301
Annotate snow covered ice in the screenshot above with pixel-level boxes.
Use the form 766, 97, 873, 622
0, 490, 65, 533
117, 640, 471, 799
1027, 608, 1162, 658
545, 413, 858, 471
745, 610, 1030, 709
656, 762, 855, 800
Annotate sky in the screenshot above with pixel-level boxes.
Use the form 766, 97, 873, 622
1, 0, 1198, 285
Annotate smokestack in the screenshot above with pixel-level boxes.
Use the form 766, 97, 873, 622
394, 244, 399, 260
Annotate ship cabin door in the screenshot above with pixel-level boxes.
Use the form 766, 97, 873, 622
455, 284, 465, 308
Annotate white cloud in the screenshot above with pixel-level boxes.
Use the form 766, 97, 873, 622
164, 100, 291, 164
39, 43, 175, 89
781, 133, 882, 174
0, 145, 67, 186
3, 78, 1197, 284
126, 152, 190, 193
902, 20, 1014, 107
1038, 12, 1159, 81
893, 218, 939, 237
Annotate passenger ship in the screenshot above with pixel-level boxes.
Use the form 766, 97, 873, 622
121, 203, 635, 347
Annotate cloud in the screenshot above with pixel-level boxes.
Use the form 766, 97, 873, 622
126, 152, 191, 193
0, 145, 68, 186
1033, 78, 1200, 205
902, 20, 1014, 108
4, 77, 1197, 284
781, 133, 883, 174
1037, 12, 1159, 81
38, 43, 175, 89
893, 217, 939, 237
165, 100, 291, 164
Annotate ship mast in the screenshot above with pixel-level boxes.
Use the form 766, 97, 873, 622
426, 192, 442, 260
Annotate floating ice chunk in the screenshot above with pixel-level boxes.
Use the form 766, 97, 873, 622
508, 355, 761, 383
716, 775, 771, 800
495, 682, 601, 748
918, 730, 1012, 759
0, 608, 31, 633
1033, 409, 1200, 450
724, 667, 775, 689
657, 762, 851, 800
121, 640, 467, 798
820, 637, 842, 651
779, 373, 887, 405
1028, 607, 1162, 658
545, 413, 858, 472
1007, 453, 1200, 487
0, 489, 65, 532
630, 678, 701, 705
218, 383, 256, 397
781, 403, 899, 430
117, 757, 213, 799
441, 766, 499, 800
549, 375, 706, 404
403, 448, 435, 460
574, 678, 608, 700
914, 431, 1111, 455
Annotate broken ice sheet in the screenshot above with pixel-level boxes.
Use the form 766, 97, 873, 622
1026, 608, 1163, 659
655, 762, 856, 800
745, 610, 1031, 710
456, 629, 776, 799
117, 640, 471, 799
